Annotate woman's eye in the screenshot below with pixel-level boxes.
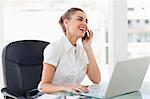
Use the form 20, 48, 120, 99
78, 19, 82, 21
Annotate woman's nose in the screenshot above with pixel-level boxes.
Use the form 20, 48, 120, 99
82, 21, 87, 28
83, 20, 87, 25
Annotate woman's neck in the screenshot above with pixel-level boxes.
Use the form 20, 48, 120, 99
66, 33, 77, 46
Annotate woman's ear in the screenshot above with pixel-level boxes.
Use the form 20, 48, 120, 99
63, 19, 69, 28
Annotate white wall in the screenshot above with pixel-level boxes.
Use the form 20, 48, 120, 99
0, 0, 3, 41
0, 0, 4, 86
0, 0, 4, 98
108, 0, 127, 74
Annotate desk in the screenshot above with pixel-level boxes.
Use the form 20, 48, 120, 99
37, 82, 150, 99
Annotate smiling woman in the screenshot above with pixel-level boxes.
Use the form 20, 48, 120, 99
38, 7, 101, 94
1, 0, 117, 98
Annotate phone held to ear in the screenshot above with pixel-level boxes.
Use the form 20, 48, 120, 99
82, 32, 90, 40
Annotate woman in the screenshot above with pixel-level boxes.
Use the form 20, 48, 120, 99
38, 7, 101, 94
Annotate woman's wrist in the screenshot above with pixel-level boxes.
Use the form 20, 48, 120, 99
62, 86, 72, 92
84, 45, 92, 51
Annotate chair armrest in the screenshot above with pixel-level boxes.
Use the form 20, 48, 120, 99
1, 87, 26, 99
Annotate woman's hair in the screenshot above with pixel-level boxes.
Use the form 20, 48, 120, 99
59, 7, 85, 33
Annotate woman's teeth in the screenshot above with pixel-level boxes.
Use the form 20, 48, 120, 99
80, 28, 85, 32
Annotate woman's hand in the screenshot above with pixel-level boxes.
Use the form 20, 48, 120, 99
65, 84, 89, 93
82, 30, 93, 49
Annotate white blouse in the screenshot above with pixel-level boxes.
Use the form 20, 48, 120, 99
43, 35, 89, 86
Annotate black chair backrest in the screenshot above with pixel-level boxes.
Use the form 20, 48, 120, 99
2, 40, 49, 97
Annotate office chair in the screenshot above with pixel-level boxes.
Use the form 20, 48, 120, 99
1, 40, 50, 99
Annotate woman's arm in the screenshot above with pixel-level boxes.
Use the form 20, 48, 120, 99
85, 46, 101, 84
40, 63, 89, 93
40, 63, 66, 93
82, 30, 101, 84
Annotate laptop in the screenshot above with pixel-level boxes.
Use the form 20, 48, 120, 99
80, 56, 150, 98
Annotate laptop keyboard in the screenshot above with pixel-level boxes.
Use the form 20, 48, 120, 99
80, 83, 108, 98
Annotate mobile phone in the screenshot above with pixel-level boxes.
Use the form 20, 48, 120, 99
82, 32, 89, 40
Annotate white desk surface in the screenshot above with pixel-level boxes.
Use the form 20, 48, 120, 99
37, 81, 150, 99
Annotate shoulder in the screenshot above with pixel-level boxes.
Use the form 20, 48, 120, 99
44, 37, 64, 54
45, 37, 64, 50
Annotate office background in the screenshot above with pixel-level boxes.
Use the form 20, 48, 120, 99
0, 0, 150, 98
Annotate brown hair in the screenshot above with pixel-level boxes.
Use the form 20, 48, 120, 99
59, 7, 85, 33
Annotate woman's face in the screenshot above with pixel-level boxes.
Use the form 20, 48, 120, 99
65, 11, 88, 38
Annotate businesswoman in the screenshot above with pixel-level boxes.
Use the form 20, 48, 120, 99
38, 7, 101, 94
